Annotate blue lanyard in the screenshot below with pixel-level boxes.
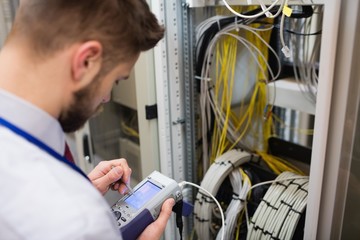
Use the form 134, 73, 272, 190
0, 117, 90, 181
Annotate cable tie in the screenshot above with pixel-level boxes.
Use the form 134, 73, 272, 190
289, 208, 302, 215
262, 199, 278, 210
291, 182, 309, 193
280, 200, 293, 208
215, 162, 228, 166
195, 75, 211, 81
252, 224, 273, 236
194, 216, 210, 222
232, 195, 242, 201
290, 182, 302, 188
195, 196, 214, 204
290, 182, 309, 193
228, 160, 236, 169
197, 193, 215, 203
263, 230, 272, 236
299, 187, 308, 193
275, 182, 288, 188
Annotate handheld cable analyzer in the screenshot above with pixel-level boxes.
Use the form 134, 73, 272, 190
111, 171, 183, 240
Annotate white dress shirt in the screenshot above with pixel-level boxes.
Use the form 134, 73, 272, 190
0, 89, 122, 239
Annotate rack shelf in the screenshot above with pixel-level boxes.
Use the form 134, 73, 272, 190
268, 78, 316, 115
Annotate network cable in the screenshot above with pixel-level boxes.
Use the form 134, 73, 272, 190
244, 172, 309, 239
193, 149, 252, 239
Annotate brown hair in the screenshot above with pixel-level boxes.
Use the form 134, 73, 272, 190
10, 0, 164, 66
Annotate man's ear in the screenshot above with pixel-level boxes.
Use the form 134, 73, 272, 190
71, 41, 103, 91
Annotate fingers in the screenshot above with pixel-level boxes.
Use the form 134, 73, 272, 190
106, 159, 132, 184
138, 198, 176, 240
88, 158, 132, 195
91, 167, 123, 195
88, 158, 131, 181
155, 198, 176, 229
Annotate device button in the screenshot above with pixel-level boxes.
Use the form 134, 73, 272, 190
176, 191, 182, 200
113, 211, 122, 220
121, 217, 127, 222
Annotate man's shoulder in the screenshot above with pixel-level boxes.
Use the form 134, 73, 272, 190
0, 127, 43, 157
0, 128, 122, 239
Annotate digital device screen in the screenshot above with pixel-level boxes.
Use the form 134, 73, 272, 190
124, 181, 162, 210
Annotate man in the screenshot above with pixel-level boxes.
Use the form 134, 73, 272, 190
0, 0, 174, 239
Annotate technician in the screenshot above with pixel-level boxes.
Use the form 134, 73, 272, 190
0, 0, 174, 239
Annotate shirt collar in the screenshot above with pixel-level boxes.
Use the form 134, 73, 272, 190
0, 89, 65, 155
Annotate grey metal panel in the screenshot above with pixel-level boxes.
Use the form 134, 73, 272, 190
315, 0, 360, 238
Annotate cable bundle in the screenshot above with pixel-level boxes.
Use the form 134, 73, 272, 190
194, 149, 252, 240
247, 172, 309, 239
216, 169, 251, 240
290, 6, 323, 103
197, 12, 281, 170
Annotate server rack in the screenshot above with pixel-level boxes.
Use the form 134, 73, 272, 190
153, 0, 360, 239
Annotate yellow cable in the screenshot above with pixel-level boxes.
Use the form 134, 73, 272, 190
257, 151, 305, 175
120, 121, 139, 138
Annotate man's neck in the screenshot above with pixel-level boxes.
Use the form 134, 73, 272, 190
0, 43, 71, 119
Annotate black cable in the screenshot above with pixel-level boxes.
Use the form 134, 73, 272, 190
173, 200, 184, 240
272, 24, 322, 36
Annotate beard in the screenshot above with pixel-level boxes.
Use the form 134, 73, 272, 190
58, 81, 103, 133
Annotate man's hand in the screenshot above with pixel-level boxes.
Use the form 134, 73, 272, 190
138, 198, 176, 240
88, 159, 132, 195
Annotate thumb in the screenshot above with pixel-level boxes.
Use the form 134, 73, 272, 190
154, 198, 176, 230
137, 198, 176, 240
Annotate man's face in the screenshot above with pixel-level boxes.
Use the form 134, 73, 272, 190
59, 54, 139, 133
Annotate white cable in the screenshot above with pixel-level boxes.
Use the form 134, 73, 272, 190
192, 150, 252, 239
199, 21, 281, 155
291, 6, 322, 103
280, 0, 291, 58
179, 181, 225, 240
245, 172, 309, 240
215, 169, 251, 240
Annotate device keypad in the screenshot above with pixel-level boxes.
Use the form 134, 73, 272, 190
112, 203, 133, 225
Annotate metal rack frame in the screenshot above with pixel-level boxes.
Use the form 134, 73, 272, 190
152, 0, 348, 238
